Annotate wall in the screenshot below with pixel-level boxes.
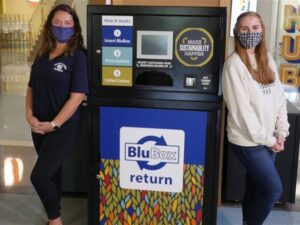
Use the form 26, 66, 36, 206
257, 0, 277, 55
113, 0, 220, 6
3, 0, 36, 16
89, 0, 106, 4
76, 0, 89, 46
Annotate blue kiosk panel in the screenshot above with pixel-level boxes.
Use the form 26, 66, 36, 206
99, 106, 207, 224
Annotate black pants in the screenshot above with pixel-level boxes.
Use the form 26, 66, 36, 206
30, 120, 80, 220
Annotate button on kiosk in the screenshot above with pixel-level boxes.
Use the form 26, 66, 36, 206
87, 6, 226, 225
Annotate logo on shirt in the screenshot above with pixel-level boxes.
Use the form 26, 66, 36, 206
54, 62, 67, 72
259, 83, 275, 95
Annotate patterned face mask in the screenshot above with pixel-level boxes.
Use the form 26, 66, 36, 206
238, 32, 262, 49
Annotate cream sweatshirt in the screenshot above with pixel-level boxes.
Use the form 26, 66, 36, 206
222, 52, 289, 147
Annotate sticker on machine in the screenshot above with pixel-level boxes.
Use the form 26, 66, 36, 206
102, 15, 133, 26
175, 27, 214, 67
120, 127, 185, 192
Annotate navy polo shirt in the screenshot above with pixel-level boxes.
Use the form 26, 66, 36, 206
29, 48, 89, 121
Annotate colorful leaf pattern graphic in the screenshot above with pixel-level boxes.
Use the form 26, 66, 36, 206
99, 159, 204, 225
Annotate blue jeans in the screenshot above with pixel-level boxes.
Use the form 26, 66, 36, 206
231, 143, 283, 225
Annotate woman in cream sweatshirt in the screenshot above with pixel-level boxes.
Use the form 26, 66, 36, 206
222, 11, 289, 225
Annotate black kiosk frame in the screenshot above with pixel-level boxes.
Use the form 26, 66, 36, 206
87, 5, 226, 225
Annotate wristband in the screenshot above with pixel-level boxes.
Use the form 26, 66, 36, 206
50, 121, 60, 130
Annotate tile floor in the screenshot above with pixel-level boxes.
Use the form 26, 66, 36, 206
0, 193, 87, 225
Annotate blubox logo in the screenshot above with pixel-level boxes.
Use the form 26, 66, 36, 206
120, 127, 185, 192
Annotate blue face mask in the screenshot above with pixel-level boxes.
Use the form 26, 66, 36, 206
51, 26, 74, 43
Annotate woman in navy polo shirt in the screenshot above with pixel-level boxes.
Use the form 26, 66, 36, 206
25, 4, 88, 225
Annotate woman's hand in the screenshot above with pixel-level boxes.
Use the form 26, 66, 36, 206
35, 121, 56, 134
276, 134, 286, 151
27, 117, 56, 134
27, 115, 45, 134
271, 135, 286, 152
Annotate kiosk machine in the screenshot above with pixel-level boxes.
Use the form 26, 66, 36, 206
87, 5, 226, 225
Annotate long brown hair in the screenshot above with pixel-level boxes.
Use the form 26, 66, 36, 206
234, 11, 274, 84
36, 4, 84, 58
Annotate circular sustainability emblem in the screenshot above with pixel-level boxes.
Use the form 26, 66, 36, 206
175, 28, 214, 67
